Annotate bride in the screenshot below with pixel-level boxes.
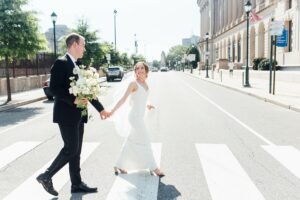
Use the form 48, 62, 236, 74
109, 61, 165, 177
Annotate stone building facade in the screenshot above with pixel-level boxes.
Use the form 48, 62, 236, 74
197, 0, 300, 69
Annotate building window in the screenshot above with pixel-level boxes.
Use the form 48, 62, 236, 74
216, 48, 219, 59
288, 20, 293, 52
228, 45, 231, 61
237, 39, 241, 62
289, 0, 292, 9
232, 41, 236, 62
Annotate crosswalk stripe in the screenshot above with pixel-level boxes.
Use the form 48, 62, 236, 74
106, 143, 161, 200
262, 145, 300, 179
3, 142, 100, 200
196, 144, 265, 200
0, 142, 41, 169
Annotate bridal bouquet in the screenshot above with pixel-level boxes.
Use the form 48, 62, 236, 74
69, 64, 102, 117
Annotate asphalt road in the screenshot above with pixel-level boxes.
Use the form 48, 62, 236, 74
0, 71, 300, 200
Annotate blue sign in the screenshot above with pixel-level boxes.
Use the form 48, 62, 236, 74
276, 28, 288, 47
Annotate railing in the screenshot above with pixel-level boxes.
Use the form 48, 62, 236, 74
0, 53, 55, 78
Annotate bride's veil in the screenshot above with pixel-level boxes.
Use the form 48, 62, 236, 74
108, 73, 135, 138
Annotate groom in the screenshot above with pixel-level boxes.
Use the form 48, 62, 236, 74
36, 33, 110, 196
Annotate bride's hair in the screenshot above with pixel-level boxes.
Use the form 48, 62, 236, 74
134, 62, 149, 78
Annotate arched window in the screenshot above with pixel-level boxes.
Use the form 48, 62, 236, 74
232, 40, 236, 62
228, 42, 231, 61
238, 38, 241, 62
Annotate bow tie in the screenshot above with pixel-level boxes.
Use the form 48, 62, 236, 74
75, 60, 82, 66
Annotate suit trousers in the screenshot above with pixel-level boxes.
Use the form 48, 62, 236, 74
46, 120, 84, 185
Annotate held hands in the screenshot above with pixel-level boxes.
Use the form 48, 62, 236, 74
74, 98, 111, 120
100, 110, 111, 120
147, 104, 155, 110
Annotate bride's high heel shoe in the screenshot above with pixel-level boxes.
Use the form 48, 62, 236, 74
151, 168, 165, 178
113, 167, 127, 176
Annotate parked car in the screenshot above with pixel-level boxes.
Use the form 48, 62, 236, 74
160, 67, 169, 72
106, 66, 124, 81
151, 67, 159, 72
42, 78, 54, 100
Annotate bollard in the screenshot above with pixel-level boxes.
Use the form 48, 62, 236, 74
220, 71, 222, 82
242, 72, 244, 86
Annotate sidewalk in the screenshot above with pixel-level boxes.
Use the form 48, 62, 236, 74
0, 77, 107, 112
0, 88, 47, 112
184, 69, 300, 113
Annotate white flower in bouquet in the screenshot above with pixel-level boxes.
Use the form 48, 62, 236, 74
69, 64, 102, 117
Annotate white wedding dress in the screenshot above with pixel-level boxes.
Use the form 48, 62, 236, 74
115, 81, 158, 171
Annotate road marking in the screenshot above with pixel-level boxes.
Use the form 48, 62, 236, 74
3, 142, 100, 200
179, 78, 274, 145
262, 145, 300, 179
106, 143, 161, 200
0, 142, 41, 169
0, 112, 51, 135
196, 144, 265, 200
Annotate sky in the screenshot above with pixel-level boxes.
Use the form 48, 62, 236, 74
26, 0, 200, 61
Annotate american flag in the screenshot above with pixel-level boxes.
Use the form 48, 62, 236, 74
250, 10, 262, 23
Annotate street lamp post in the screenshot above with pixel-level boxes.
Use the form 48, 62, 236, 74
51, 12, 57, 58
134, 34, 138, 54
113, 9, 117, 51
205, 32, 209, 78
244, 0, 252, 87
106, 53, 111, 67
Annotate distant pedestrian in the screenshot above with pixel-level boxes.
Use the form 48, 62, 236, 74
229, 63, 234, 77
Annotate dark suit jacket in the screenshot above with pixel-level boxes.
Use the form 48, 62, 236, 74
50, 54, 104, 124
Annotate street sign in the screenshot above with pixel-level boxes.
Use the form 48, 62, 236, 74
188, 54, 196, 61
276, 28, 288, 47
106, 53, 111, 61
269, 20, 284, 36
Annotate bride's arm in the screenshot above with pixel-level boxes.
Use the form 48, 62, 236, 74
110, 82, 136, 115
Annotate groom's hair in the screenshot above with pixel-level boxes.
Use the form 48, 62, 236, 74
66, 33, 83, 48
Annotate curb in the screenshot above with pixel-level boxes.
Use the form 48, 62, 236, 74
0, 78, 109, 112
183, 72, 300, 113
0, 96, 47, 112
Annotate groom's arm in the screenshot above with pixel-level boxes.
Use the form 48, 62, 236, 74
50, 60, 76, 106
90, 99, 104, 112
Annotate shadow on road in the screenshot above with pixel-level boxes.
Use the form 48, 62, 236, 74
69, 192, 88, 200
157, 181, 181, 200
42, 99, 54, 104
0, 107, 44, 127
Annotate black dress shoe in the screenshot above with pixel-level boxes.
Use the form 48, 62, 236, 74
36, 173, 58, 196
71, 182, 98, 193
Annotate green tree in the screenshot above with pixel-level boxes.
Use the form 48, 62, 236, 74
73, 18, 105, 69
152, 60, 160, 68
120, 52, 131, 70
186, 45, 200, 69
166, 45, 188, 68
0, 0, 46, 102
132, 54, 146, 65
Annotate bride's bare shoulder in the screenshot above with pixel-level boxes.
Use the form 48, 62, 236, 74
128, 81, 138, 92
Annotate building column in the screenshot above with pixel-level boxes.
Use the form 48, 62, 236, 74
242, 31, 247, 65
228, 0, 232, 27
224, 1, 228, 28
295, 0, 300, 51
250, 27, 256, 65
232, 0, 237, 25
255, 24, 260, 58
220, 0, 224, 31
265, 22, 271, 58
